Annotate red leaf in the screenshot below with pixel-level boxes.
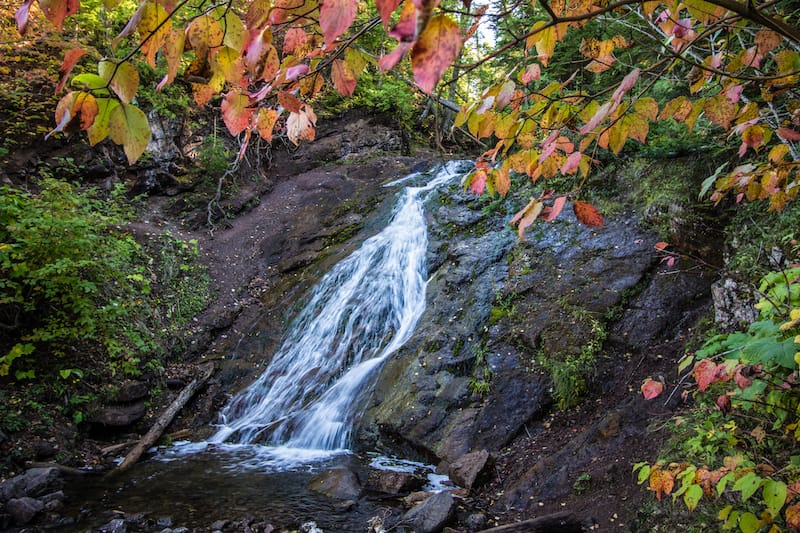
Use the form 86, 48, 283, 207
542, 195, 566, 222
15, 0, 34, 34
715, 394, 731, 414
560, 151, 581, 175
376, 0, 402, 28
319, 0, 357, 46
612, 68, 640, 104
654, 241, 669, 251
573, 201, 604, 227
521, 63, 541, 84
388, 0, 417, 42
469, 169, 488, 195
221, 91, 254, 136
379, 42, 412, 71
641, 378, 664, 400
778, 128, 800, 141
693, 359, 718, 392
411, 15, 463, 94
39, 0, 79, 31
55, 48, 87, 94
283, 27, 308, 55
331, 59, 357, 96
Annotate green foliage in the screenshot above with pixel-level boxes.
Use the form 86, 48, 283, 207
637, 268, 800, 530
0, 177, 209, 386
469, 343, 492, 396
0, 179, 148, 376
542, 314, 607, 409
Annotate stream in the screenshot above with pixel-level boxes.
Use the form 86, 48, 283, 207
61, 161, 472, 532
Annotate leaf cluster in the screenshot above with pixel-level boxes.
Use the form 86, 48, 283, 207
637, 267, 800, 531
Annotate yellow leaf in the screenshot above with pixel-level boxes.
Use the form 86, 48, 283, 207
87, 97, 119, 146
108, 102, 151, 164
99, 60, 139, 104
139, 1, 171, 67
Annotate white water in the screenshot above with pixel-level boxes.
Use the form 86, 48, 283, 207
207, 161, 468, 461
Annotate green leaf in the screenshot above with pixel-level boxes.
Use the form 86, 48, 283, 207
683, 484, 703, 511
732, 472, 763, 501
87, 98, 119, 146
762, 479, 787, 516
717, 472, 735, 496
737, 512, 760, 533
699, 163, 728, 199
678, 353, 695, 374
637, 464, 651, 484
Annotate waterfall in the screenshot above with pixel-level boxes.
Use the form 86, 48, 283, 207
209, 161, 467, 454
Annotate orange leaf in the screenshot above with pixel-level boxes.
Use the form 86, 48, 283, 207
513, 199, 543, 238
157, 29, 186, 91
641, 378, 664, 400
704, 94, 737, 130
785, 502, 800, 529
332, 59, 357, 96
493, 166, 510, 197
778, 128, 800, 141
469, 169, 488, 195
39, 0, 79, 31
654, 241, 669, 251
319, 0, 357, 46
278, 91, 303, 113
221, 91, 254, 136
573, 201, 604, 227
55, 48, 87, 94
254, 108, 279, 141
411, 15, 463, 94
246, 0, 272, 29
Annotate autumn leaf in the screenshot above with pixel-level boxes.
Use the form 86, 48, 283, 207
469, 169, 488, 195
87, 97, 119, 146
39, 0, 79, 31
221, 91, 254, 136
777, 128, 800, 141
255, 108, 279, 141
139, 1, 171, 67
704, 94, 737, 129
521, 63, 541, 84
283, 27, 308, 55
786, 503, 800, 529
641, 378, 664, 400
99, 61, 139, 104
319, 0, 357, 47
541, 195, 566, 222
107, 102, 152, 164
332, 59, 357, 97
15, 0, 34, 34
649, 468, 675, 501
246, 0, 272, 29
286, 105, 317, 145
278, 91, 303, 113
56, 48, 86, 94
376, 0, 402, 28
47, 91, 98, 139
493, 166, 511, 197
612, 68, 640, 104
510, 198, 544, 238
411, 15, 463, 94
157, 29, 186, 91
693, 358, 718, 392
573, 201, 604, 227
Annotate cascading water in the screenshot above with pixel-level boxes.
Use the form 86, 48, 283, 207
208, 161, 468, 458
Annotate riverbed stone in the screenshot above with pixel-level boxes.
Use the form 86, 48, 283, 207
308, 467, 362, 500
0, 467, 62, 501
401, 491, 455, 533
366, 469, 425, 495
447, 449, 491, 491
6, 497, 44, 525
89, 402, 146, 426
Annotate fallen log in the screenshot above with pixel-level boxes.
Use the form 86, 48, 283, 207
476, 512, 584, 532
110, 363, 214, 475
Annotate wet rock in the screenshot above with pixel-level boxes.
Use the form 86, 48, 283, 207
210, 519, 229, 530
90, 402, 146, 426
308, 467, 362, 500
157, 516, 174, 528
0, 467, 62, 501
367, 469, 426, 495
448, 450, 491, 491
401, 491, 455, 533
100, 518, 128, 533
403, 490, 433, 508
39, 490, 65, 511
6, 497, 44, 525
